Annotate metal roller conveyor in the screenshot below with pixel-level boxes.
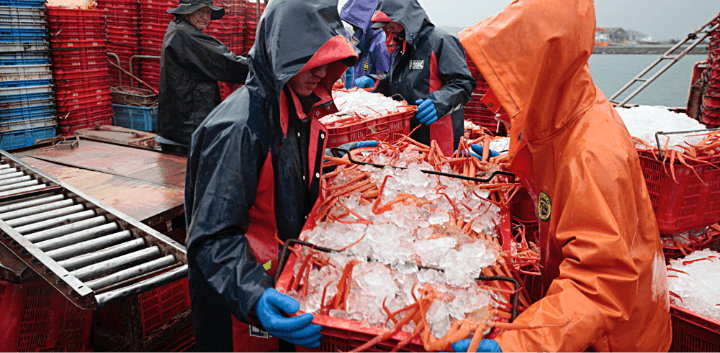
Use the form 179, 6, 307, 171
70, 246, 161, 281
34, 223, 121, 252
0, 180, 39, 192
0, 184, 48, 197
0, 199, 75, 220
0, 194, 66, 213
84, 255, 176, 290
57, 236, 141, 271
16, 210, 98, 236
4, 204, 84, 227
0, 151, 188, 310
46, 231, 136, 261
0, 172, 26, 181
0, 175, 31, 186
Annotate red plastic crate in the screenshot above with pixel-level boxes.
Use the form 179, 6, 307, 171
671, 304, 720, 352
96, 277, 191, 336
639, 150, 720, 234
50, 40, 106, 50
58, 106, 113, 124
54, 68, 109, 80
325, 110, 413, 148
276, 254, 424, 352
0, 277, 93, 352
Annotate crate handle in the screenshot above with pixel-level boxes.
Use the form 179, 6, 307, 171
330, 147, 516, 183
654, 127, 720, 159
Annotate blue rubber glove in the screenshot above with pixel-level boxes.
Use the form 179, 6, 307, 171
355, 76, 375, 89
255, 289, 323, 348
455, 149, 482, 160
452, 338, 502, 352
344, 67, 355, 89
324, 140, 378, 158
355, 140, 378, 148
470, 144, 500, 158
415, 99, 439, 125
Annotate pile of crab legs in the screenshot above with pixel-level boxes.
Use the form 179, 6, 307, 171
632, 130, 720, 186
277, 130, 557, 351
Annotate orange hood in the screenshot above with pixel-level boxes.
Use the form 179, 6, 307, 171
460, 0, 597, 162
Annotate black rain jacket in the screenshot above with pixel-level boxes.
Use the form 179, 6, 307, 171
374, 0, 475, 155
184, 0, 357, 350
158, 17, 248, 146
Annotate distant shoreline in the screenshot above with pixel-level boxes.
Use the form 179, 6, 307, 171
593, 45, 708, 55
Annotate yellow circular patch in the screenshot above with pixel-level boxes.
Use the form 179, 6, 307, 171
363, 60, 370, 72
538, 191, 551, 222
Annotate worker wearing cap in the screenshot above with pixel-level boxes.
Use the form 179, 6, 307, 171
157, 0, 248, 155
340, 0, 391, 89
184, 0, 358, 351
453, 0, 672, 351
355, 0, 475, 157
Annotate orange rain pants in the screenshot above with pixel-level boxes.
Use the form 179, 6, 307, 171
459, 0, 672, 351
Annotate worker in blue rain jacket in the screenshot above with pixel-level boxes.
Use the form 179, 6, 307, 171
184, 0, 358, 351
355, 0, 475, 157
340, 0, 392, 89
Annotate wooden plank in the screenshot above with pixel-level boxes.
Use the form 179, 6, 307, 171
19, 140, 187, 189
19, 156, 184, 225
74, 126, 158, 149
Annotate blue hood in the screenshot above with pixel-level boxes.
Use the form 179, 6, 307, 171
340, 0, 377, 38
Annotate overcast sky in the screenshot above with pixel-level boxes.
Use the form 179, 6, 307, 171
338, 0, 718, 41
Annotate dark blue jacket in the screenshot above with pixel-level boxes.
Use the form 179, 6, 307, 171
373, 0, 475, 156
184, 0, 357, 350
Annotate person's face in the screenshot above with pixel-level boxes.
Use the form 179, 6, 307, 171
186, 7, 212, 30
385, 22, 404, 36
288, 64, 328, 97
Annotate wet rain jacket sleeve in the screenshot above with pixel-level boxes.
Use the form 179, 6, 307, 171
426, 35, 474, 119
166, 23, 249, 84
185, 109, 274, 323
459, 0, 671, 351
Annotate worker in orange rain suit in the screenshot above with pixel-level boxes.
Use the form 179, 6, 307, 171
454, 0, 672, 351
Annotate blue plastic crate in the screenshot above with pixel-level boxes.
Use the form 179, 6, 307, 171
0, 0, 46, 8
0, 104, 55, 120
0, 111, 54, 122
0, 6, 45, 17
0, 116, 55, 131
112, 104, 157, 132
0, 27, 46, 36
0, 51, 49, 66
0, 35, 46, 43
0, 85, 52, 102
0, 78, 52, 88
0, 124, 56, 150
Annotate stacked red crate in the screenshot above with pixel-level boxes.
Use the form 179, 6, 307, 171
701, 14, 720, 128
0, 277, 93, 352
208, 0, 246, 100
97, 0, 140, 86
138, 0, 177, 91
243, 0, 263, 55
48, 7, 113, 136
464, 53, 504, 135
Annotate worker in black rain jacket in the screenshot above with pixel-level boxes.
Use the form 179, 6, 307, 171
355, 0, 475, 157
184, 0, 358, 351
158, 0, 248, 155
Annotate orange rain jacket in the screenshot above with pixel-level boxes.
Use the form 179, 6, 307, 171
459, 0, 672, 351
